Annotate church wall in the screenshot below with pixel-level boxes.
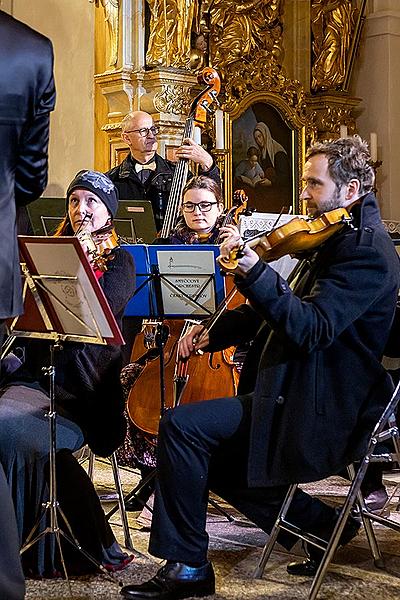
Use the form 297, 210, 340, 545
351, 0, 400, 219
7, 0, 95, 197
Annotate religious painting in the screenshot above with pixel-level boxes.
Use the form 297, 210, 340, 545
231, 102, 296, 214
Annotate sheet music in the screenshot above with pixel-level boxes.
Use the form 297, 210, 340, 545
156, 249, 217, 315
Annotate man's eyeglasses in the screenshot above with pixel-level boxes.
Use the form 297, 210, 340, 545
182, 201, 218, 213
124, 126, 159, 137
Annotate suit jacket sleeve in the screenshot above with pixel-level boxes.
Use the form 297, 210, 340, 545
14, 37, 56, 206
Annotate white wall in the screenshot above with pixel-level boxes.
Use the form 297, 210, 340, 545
5, 0, 95, 197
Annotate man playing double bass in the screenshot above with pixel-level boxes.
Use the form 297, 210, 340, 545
107, 110, 220, 232
120, 136, 399, 600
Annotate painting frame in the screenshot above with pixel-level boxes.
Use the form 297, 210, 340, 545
226, 92, 305, 215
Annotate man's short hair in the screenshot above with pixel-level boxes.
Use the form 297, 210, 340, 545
307, 135, 375, 196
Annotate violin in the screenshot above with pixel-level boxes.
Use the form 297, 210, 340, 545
76, 223, 119, 272
216, 189, 251, 243
217, 208, 352, 272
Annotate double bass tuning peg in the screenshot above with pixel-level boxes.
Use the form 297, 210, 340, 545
200, 100, 214, 114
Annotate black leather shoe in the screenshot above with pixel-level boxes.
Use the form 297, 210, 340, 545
287, 558, 319, 576
120, 561, 215, 599
286, 509, 361, 577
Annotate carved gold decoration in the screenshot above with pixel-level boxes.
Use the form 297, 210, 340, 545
311, 0, 357, 92
209, 0, 284, 74
146, 0, 199, 69
93, 0, 119, 68
153, 84, 193, 114
305, 94, 360, 144
207, 0, 304, 119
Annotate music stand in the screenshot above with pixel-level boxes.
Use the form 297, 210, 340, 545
4, 236, 126, 588
115, 200, 157, 244
26, 197, 65, 236
106, 244, 226, 519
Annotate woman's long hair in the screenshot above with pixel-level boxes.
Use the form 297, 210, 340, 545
54, 215, 73, 237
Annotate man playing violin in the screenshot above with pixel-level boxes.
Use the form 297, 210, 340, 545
120, 136, 399, 600
107, 110, 220, 232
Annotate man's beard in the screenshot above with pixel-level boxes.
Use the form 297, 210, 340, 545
312, 188, 344, 218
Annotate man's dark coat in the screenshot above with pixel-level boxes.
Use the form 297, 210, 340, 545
107, 153, 220, 231
0, 11, 55, 319
208, 193, 400, 487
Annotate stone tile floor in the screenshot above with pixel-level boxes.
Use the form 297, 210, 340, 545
25, 459, 400, 599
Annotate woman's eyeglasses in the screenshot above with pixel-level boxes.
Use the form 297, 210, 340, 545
182, 202, 218, 213
124, 126, 159, 137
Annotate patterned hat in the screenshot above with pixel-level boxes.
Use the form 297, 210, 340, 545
66, 170, 119, 217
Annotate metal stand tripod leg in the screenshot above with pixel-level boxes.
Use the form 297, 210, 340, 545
20, 342, 118, 588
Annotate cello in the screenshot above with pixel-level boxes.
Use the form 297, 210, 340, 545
173, 190, 250, 408
126, 67, 222, 437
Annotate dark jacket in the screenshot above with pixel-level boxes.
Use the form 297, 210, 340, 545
107, 153, 220, 231
208, 193, 400, 487
0, 11, 56, 318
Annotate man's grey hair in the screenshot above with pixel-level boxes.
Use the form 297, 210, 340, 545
306, 135, 375, 197
121, 112, 135, 133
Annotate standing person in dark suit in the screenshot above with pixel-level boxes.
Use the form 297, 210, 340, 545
107, 110, 220, 232
0, 9, 55, 599
120, 136, 400, 600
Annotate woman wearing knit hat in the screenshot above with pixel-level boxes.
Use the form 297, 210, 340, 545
0, 171, 136, 577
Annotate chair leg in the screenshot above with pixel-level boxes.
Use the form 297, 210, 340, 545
208, 497, 235, 522
110, 453, 135, 552
347, 464, 384, 567
308, 461, 378, 600
87, 448, 95, 481
253, 484, 298, 579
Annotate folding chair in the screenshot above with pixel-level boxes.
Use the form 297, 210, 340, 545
253, 379, 400, 600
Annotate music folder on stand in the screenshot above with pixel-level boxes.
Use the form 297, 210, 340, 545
3, 235, 130, 590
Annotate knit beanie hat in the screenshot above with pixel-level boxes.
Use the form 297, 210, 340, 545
66, 170, 119, 218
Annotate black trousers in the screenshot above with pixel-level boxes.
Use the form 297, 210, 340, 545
149, 395, 338, 564
0, 324, 26, 599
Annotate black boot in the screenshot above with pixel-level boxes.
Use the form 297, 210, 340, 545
120, 561, 215, 599
287, 509, 361, 577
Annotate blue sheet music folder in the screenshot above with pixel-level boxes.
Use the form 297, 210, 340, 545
122, 244, 226, 318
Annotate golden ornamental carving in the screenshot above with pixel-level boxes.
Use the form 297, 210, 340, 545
146, 0, 199, 69
221, 56, 306, 119
92, 0, 119, 68
206, 0, 304, 118
209, 0, 284, 72
153, 84, 193, 114
305, 103, 357, 144
311, 0, 357, 92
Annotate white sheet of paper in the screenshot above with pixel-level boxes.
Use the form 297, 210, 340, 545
156, 249, 217, 315
25, 241, 113, 338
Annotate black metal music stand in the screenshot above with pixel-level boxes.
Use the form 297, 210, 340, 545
3, 236, 129, 590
